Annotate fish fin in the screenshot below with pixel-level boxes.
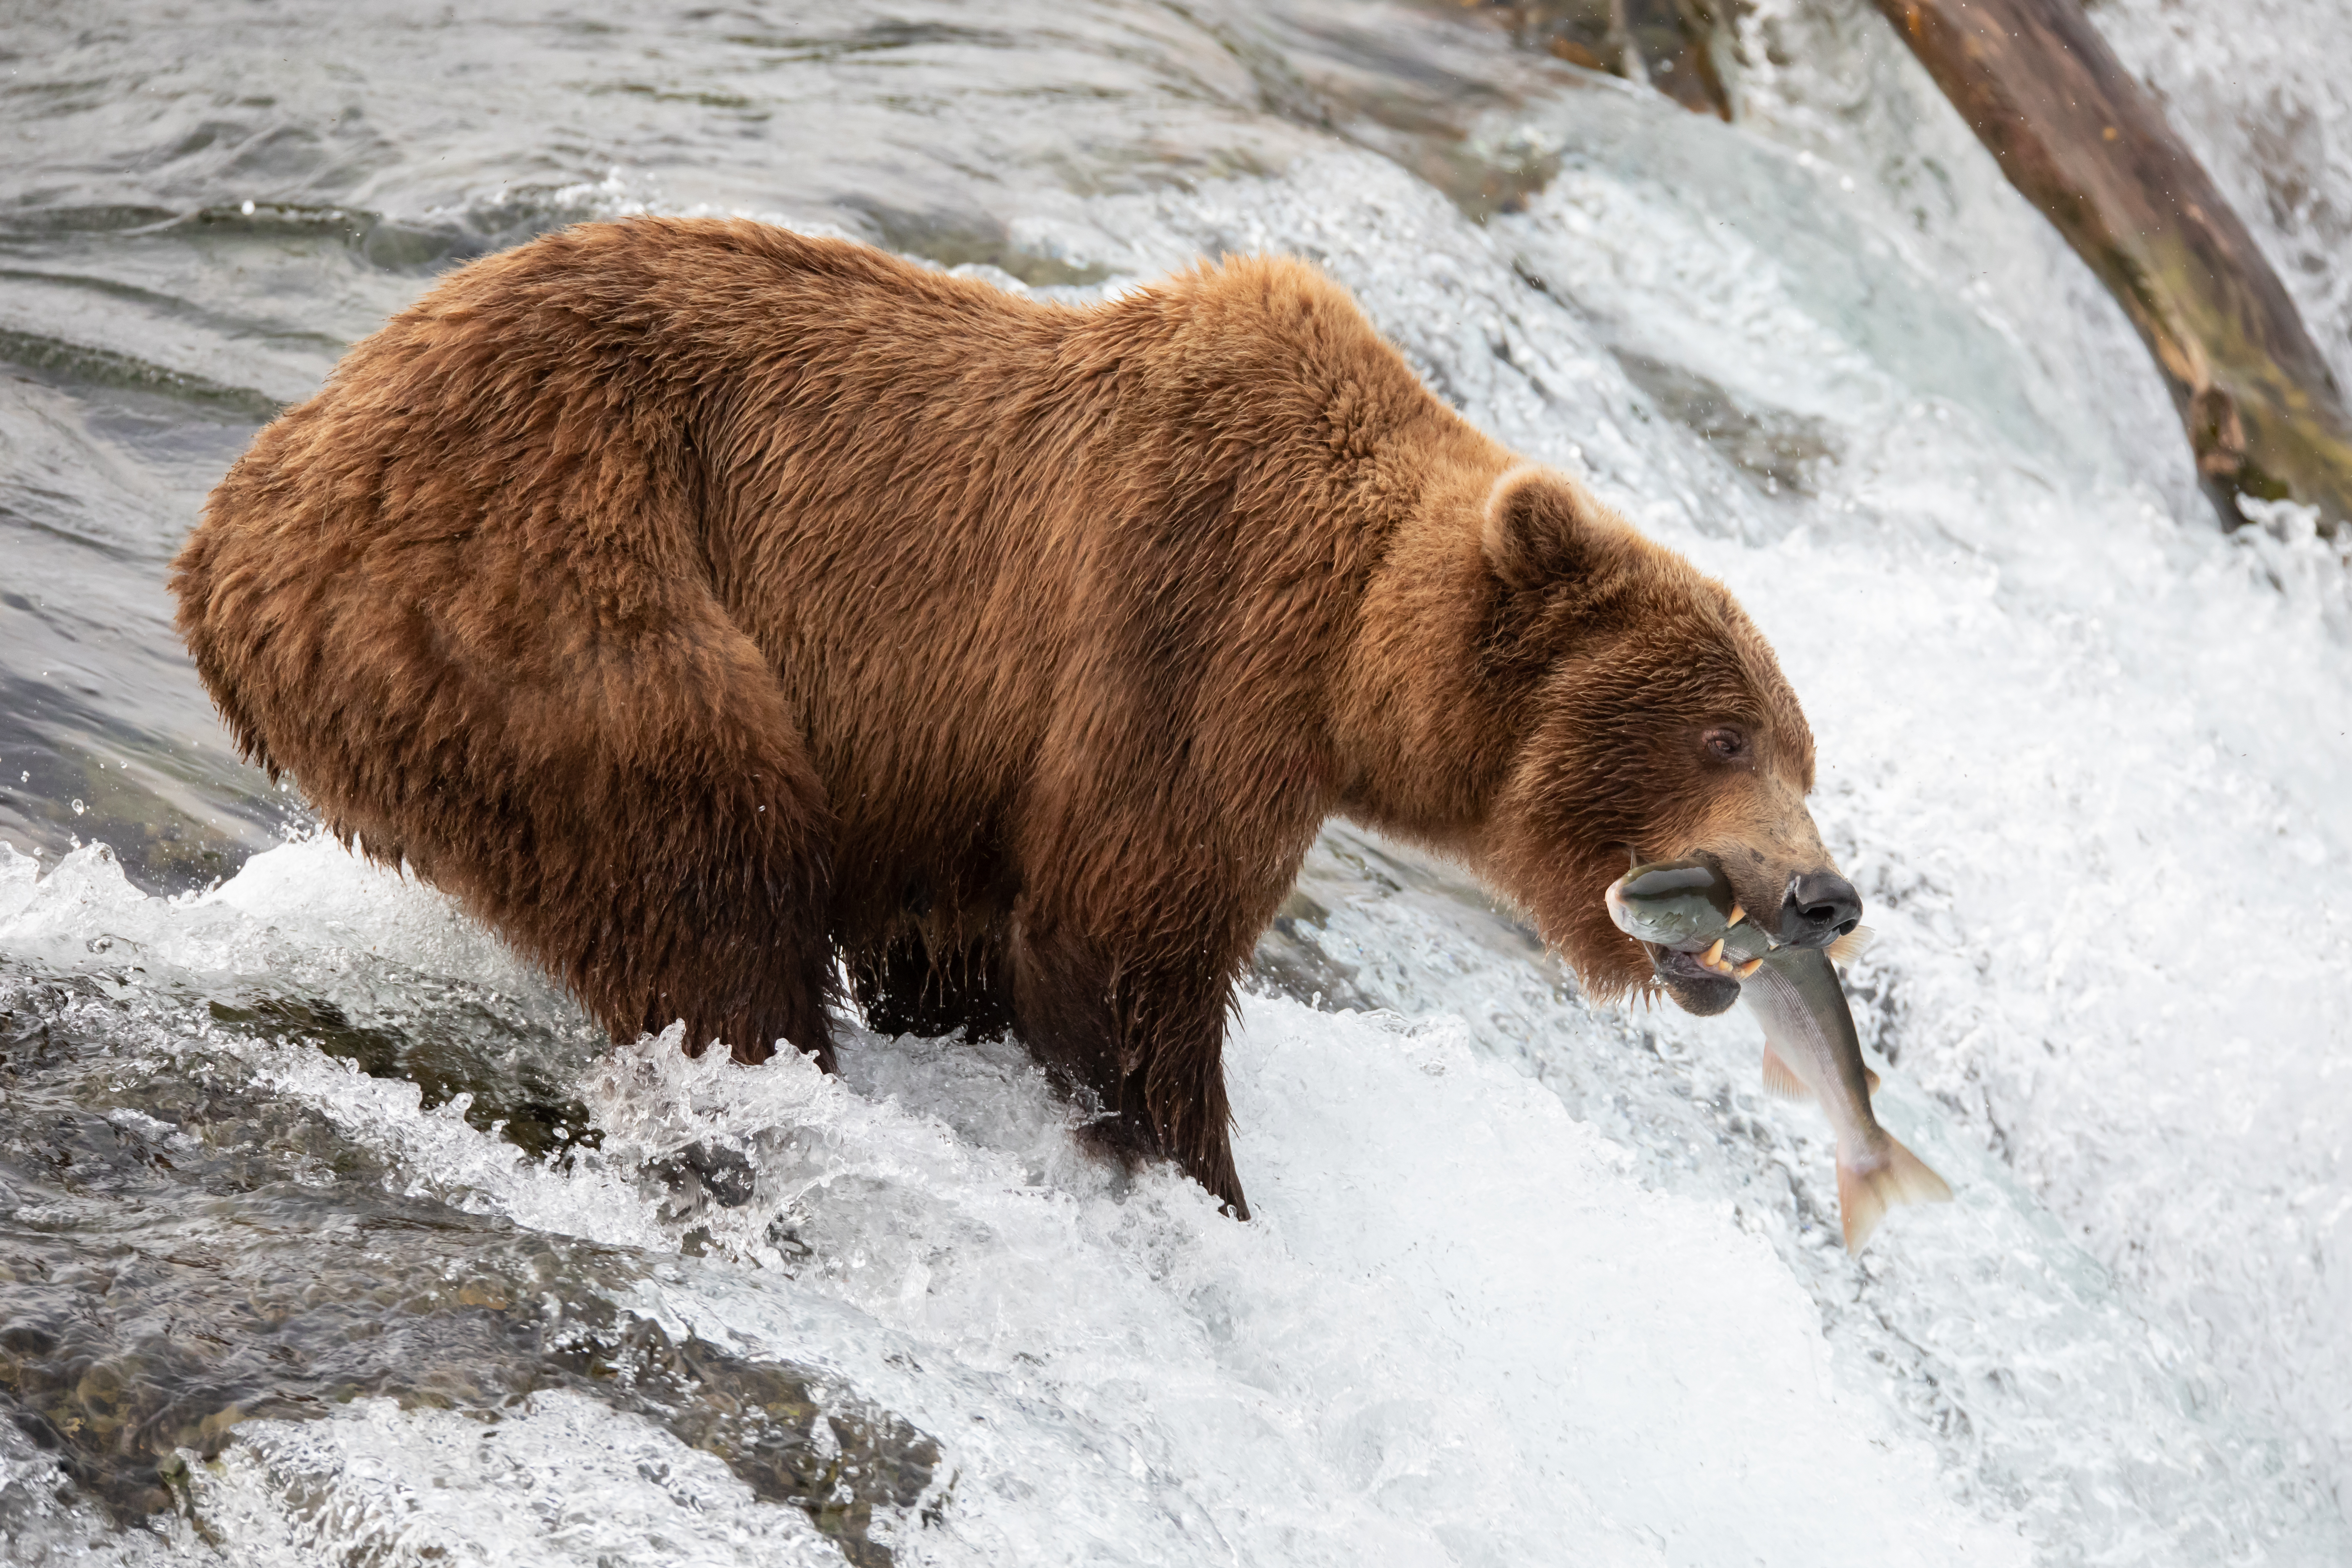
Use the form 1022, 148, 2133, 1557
1759, 1046, 1875, 1097
1835, 1134, 1954, 1253
1826, 925, 1875, 967
1760, 1045, 1811, 1100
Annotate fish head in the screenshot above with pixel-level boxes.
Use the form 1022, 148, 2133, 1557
1602, 858, 1736, 947
1470, 470, 1857, 1012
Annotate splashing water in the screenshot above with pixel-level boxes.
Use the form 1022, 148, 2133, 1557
4, 0, 2352, 1563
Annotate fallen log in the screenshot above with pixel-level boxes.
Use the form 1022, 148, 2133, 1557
1872, 0, 2352, 533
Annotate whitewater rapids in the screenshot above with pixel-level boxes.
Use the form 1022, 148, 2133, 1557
4, 0, 2351, 1562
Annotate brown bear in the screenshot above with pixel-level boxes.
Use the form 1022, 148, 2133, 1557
171, 217, 1857, 1219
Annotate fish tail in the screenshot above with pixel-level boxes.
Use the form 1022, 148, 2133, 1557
1835, 1134, 1954, 1253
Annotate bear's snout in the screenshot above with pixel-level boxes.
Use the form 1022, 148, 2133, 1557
1778, 870, 1862, 947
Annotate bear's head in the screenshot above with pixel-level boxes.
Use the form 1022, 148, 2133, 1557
1461, 466, 1855, 1016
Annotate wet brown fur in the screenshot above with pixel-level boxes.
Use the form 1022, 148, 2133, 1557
171, 217, 1833, 1218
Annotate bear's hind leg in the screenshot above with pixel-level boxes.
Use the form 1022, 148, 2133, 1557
192, 537, 839, 1067
402, 632, 841, 1068
554, 709, 842, 1068
173, 311, 841, 1069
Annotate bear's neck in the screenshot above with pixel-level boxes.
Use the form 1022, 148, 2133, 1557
1323, 440, 1527, 860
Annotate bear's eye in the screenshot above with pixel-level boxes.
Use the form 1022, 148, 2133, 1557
1702, 727, 1749, 762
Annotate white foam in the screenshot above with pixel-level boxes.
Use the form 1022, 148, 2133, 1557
173, 1393, 846, 1568
0, 834, 545, 1000
10, 6, 2352, 1553
2, 840, 2018, 1565
535, 998, 2019, 1568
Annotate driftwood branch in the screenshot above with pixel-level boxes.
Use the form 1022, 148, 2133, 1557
1873, 0, 2352, 533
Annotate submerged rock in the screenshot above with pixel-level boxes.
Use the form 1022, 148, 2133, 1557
0, 968, 942, 1563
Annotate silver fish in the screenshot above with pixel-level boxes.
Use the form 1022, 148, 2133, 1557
1605, 858, 1951, 1251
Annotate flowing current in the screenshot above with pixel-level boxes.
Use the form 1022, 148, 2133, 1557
4, 1, 2352, 1562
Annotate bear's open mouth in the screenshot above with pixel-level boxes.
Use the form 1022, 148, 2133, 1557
1646, 940, 1736, 985
1642, 941, 1743, 1015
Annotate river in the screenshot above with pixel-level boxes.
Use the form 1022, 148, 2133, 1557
3, 1, 2350, 1562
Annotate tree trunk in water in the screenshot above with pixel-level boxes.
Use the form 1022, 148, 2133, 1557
1872, 0, 2352, 533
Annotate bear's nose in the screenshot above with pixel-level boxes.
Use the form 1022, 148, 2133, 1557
1778, 871, 1861, 947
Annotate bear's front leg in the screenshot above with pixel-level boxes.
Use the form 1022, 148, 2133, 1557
1008, 902, 1253, 1219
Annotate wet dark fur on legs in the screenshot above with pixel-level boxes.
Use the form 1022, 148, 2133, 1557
173, 218, 1837, 1221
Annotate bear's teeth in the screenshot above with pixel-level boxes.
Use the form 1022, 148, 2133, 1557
1727, 904, 1747, 927
1701, 939, 1726, 970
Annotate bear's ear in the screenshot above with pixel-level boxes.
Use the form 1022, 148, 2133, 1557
1480, 466, 1618, 590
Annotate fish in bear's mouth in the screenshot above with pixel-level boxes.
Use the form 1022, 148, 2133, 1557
1604, 857, 1950, 1252
1614, 849, 1861, 995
